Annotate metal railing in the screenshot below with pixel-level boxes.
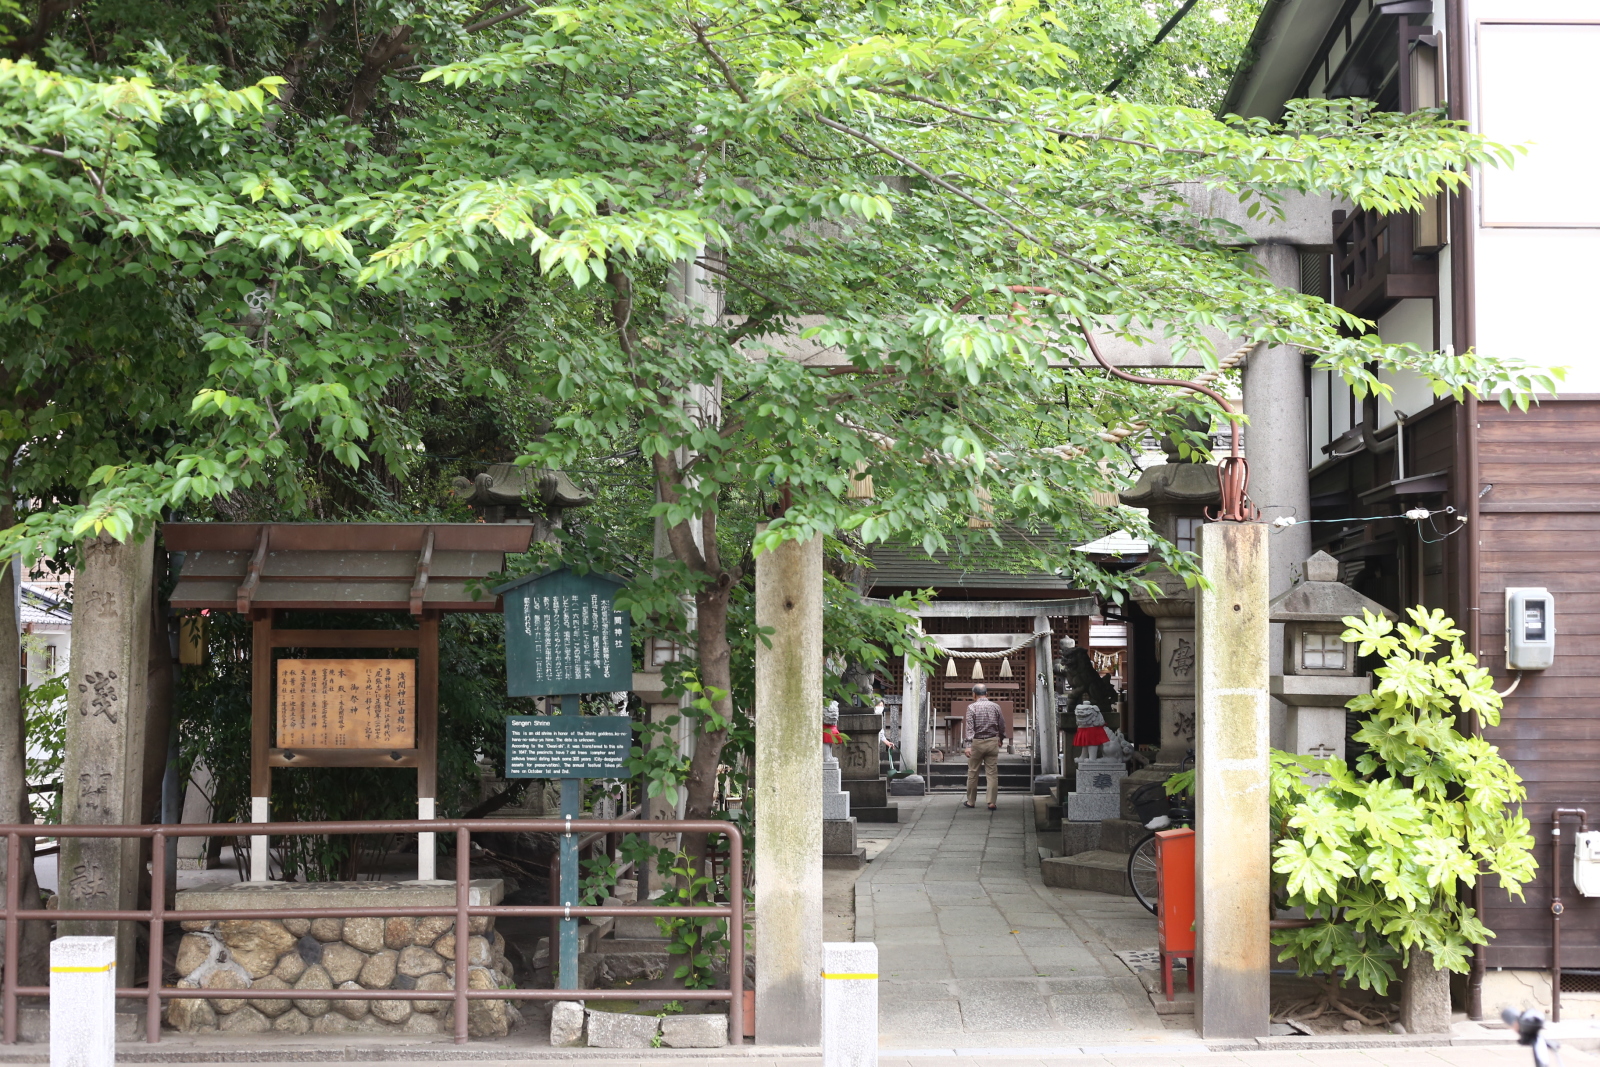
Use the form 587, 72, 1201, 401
0, 818, 744, 1045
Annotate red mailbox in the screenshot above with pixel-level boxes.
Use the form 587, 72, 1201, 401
1154, 827, 1195, 1001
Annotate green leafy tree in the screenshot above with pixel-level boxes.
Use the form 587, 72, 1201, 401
0, 0, 1559, 890
1270, 609, 1536, 996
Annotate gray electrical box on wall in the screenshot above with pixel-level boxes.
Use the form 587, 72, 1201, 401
1505, 587, 1556, 670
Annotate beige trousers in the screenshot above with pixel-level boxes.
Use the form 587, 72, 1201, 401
966, 736, 1001, 807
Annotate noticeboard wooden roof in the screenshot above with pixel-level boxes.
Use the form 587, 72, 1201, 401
164, 523, 533, 614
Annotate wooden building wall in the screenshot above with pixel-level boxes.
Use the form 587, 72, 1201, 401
1477, 399, 1600, 970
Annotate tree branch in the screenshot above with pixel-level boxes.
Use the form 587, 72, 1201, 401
265, 0, 342, 136
809, 113, 1116, 284
345, 25, 415, 122
689, 22, 748, 103
11, 145, 105, 197
8, 0, 80, 59
463, 4, 531, 33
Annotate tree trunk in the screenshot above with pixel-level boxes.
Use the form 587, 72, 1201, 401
0, 504, 50, 987
1400, 948, 1453, 1034
680, 577, 734, 873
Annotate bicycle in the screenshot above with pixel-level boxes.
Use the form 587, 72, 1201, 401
1126, 758, 1194, 915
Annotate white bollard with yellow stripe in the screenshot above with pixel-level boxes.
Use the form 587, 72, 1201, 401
50, 936, 116, 1067
822, 942, 877, 1067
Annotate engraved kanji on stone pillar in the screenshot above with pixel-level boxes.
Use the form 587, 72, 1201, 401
59, 533, 155, 986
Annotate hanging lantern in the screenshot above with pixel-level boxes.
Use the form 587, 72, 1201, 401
998, 658, 1013, 679
971, 660, 984, 681
946, 657, 958, 678
846, 460, 875, 500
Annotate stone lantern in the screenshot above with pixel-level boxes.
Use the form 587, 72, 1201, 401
1118, 435, 1221, 774
1268, 551, 1394, 762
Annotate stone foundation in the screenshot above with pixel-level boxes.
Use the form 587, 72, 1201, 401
169, 880, 521, 1038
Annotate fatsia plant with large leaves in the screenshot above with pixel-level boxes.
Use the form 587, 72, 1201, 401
1270, 608, 1535, 995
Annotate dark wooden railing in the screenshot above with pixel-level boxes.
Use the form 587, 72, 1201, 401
0, 817, 744, 1046
1333, 206, 1438, 319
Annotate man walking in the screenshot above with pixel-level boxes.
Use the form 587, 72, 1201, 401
963, 683, 1010, 811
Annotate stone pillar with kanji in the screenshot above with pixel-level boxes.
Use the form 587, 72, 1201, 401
59, 533, 155, 985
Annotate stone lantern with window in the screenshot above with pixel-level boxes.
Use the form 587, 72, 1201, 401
1118, 433, 1221, 773
1269, 551, 1395, 763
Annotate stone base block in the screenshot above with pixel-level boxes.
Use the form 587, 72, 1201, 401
549, 1001, 585, 1047
842, 778, 888, 808
586, 1008, 659, 1048
1074, 758, 1127, 795
851, 805, 899, 824
1039, 851, 1132, 895
824, 791, 851, 820
18, 1008, 144, 1044
1061, 821, 1101, 856
823, 817, 858, 855
660, 1012, 729, 1047
1032, 795, 1062, 832
823, 849, 867, 870
1096, 817, 1149, 855
889, 776, 926, 796
1066, 791, 1120, 823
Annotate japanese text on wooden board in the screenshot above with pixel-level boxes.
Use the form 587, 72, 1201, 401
276, 659, 416, 749
517, 593, 628, 687
505, 716, 631, 778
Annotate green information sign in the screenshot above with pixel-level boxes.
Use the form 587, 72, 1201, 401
505, 715, 632, 778
495, 568, 632, 697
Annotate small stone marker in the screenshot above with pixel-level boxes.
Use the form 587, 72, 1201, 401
822, 941, 877, 1067
548, 1000, 585, 1046
51, 936, 116, 1067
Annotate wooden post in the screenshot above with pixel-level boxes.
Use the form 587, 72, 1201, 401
418, 612, 440, 880
754, 532, 824, 1046
1194, 521, 1271, 1038
249, 613, 271, 882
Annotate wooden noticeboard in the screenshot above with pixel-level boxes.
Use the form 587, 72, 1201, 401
276, 659, 416, 749
497, 568, 632, 697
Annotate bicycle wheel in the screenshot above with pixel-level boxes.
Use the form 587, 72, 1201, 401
1127, 832, 1159, 915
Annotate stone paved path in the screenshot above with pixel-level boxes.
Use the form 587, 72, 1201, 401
855, 793, 1184, 1050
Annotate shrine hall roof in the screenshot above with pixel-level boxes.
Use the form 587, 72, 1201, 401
165, 523, 533, 614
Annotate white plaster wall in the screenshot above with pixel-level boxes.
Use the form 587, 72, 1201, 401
1375, 300, 1439, 427
1309, 367, 1331, 454
1469, 6, 1600, 394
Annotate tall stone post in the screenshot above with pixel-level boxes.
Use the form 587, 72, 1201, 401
1245, 242, 1313, 753
896, 654, 922, 774
1194, 522, 1271, 1038
1034, 611, 1058, 775
754, 532, 823, 1046
60, 533, 155, 986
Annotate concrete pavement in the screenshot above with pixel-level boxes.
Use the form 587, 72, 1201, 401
855, 793, 1183, 1050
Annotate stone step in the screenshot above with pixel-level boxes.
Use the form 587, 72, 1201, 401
1097, 817, 1150, 855
852, 805, 900, 823
926, 762, 1034, 793
1038, 850, 1131, 896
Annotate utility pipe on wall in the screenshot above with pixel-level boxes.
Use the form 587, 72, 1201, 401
1550, 808, 1589, 1022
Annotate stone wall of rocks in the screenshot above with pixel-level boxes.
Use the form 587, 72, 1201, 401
167, 914, 520, 1038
